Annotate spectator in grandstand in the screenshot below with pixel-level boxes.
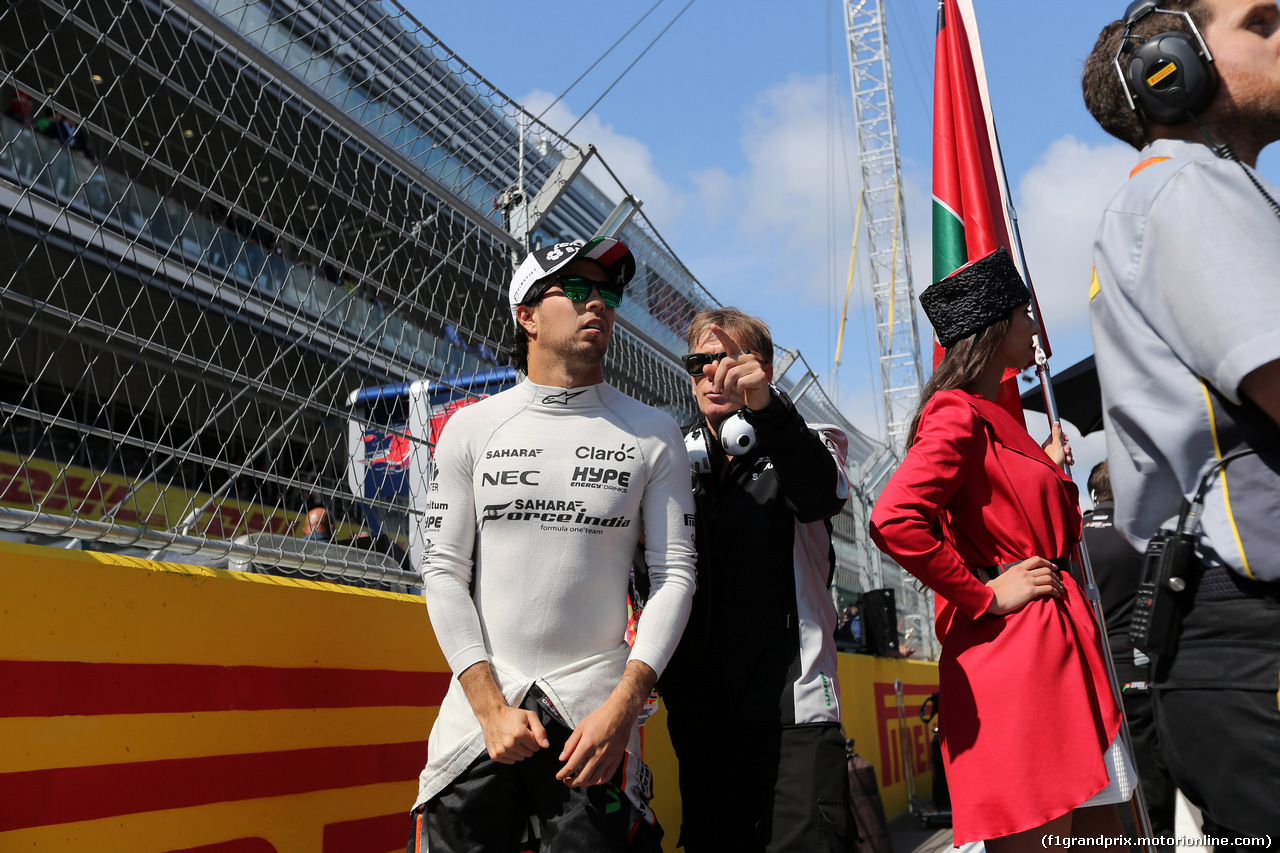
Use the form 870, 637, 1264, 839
897, 633, 919, 660
258, 478, 280, 508
299, 468, 325, 511
344, 529, 410, 573
234, 474, 257, 503
341, 269, 360, 296
322, 260, 342, 285
659, 307, 854, 851
835, 603, 862, 650
5, 89, 34, 125
266, 236, 293, 267
408, 238, 696, 852
299, 507, 332, 543
870, 248, 1125, 847
35, 110, 95, 160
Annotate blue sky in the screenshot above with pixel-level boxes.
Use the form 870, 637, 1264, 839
405, 0, 1277, 494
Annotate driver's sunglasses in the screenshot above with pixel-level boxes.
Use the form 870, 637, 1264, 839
681, 351, 728, 376
545, 276, 624, 309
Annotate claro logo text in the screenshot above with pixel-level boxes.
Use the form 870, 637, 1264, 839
575, 444, 636, 462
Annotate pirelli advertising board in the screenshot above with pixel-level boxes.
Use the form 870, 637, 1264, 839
0, 542, 938, 850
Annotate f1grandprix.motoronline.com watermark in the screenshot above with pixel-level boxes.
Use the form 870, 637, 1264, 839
1042, 836, 1272, 849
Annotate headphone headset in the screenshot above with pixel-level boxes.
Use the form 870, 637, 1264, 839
1113, 0, 1218, 125
684, 426, 712, 473
719, 411, 757, 456
1113, 1, 1280, 217
684, 412, 760, 476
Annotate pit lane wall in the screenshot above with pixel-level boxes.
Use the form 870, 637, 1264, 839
1, 543, 939, 851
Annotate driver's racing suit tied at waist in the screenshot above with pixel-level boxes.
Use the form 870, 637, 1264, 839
411, 378, 697, 809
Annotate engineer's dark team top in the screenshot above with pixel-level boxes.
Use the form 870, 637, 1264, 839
661, 308, 854, 852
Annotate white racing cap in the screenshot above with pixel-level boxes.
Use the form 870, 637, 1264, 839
509, 237, 637, 318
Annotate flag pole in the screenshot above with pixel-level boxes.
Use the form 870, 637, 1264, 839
992, 126, 1157, 845
936, 3, 1154, 834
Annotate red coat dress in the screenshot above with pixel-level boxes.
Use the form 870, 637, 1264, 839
869, 389, 1121, 842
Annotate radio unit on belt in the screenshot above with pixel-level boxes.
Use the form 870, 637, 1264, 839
1130, 528, 1196, 656
1129, 448, 1258, 656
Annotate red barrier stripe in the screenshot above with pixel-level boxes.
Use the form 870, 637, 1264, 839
0, 660, 451, 717
167, 841, 279, 853
321, 813, 408, 853
0, 741, 429, 833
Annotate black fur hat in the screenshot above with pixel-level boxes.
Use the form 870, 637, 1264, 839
920, 247, 1032, 348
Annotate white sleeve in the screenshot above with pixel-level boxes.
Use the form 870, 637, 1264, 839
1140, 160, 1280, 401
627, 416, 697, 676
417, 415, 487, 675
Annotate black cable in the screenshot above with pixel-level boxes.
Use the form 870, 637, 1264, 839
532, 0, 668, 126
1234, 158, 1280, 218
562, 0, 697, 139
1189, 111, 1280, 218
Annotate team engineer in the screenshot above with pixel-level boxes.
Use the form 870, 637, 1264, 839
407, 238, 697, 851
1083, 462, 1176, 844
1084, 0, 1280, 837
660, 308, 853, 852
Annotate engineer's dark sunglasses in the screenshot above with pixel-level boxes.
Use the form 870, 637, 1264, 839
680, 351, 729, 376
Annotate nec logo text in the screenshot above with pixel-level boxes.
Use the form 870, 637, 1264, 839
482, 470, 540, 486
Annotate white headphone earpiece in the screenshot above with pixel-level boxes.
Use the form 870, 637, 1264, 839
685, 427, 712, 473
720, 411, 757, 456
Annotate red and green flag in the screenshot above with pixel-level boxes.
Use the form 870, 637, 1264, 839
932, 0, 1049, 421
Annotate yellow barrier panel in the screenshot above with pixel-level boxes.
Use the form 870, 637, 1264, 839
0, 542, 938, 850
0, 542, 438, 852
837, 653, 941, 818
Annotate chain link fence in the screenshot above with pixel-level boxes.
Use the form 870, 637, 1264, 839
0, 0, 926, 650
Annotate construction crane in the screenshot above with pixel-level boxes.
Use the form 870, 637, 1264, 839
839, 0, 939, 662
841, 0, 924, 458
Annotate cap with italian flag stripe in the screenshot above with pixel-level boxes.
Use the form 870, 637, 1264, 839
509, 237, 636, 318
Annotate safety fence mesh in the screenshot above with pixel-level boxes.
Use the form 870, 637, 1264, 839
0, 0, 913, 639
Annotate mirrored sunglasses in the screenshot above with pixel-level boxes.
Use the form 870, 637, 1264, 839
680, 351, 728, 376
547, 276, 624, 309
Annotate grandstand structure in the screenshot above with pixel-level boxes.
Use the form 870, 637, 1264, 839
0, 0, 930, 653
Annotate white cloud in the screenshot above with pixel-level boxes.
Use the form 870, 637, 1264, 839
729, 74, 864, 304
522, 72, 880, 406
1013, 135, 1135, 355
688, 166, 737, 226
519, 75, 876, 319
713, 73, 952, 429
519, 89, 681, 226
1007, 137, 1139, 499
738, 75, 845, 236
